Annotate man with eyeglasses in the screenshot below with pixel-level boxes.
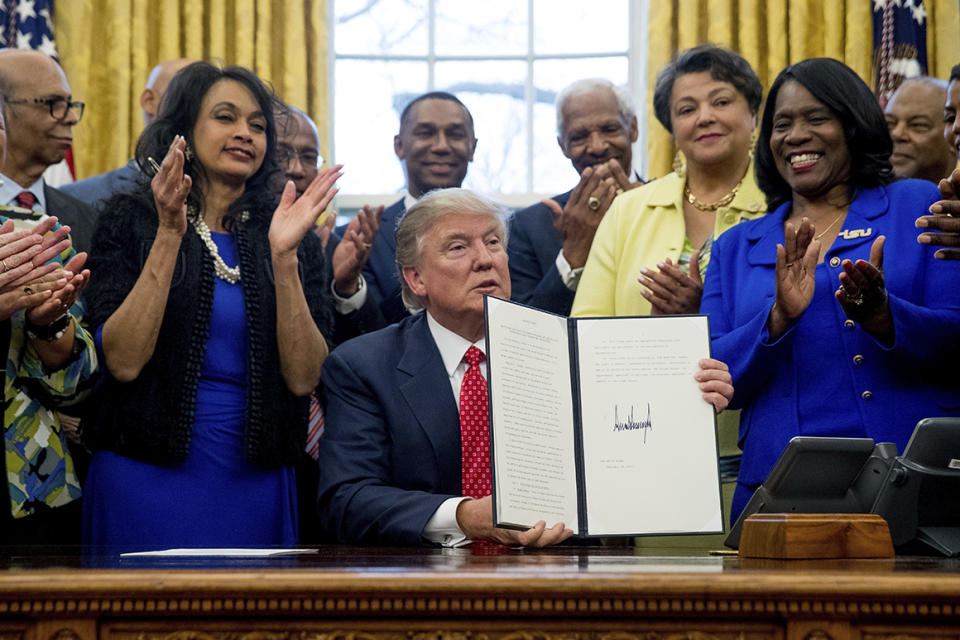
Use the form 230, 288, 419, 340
63, 59, 195, 211
0, 49, 96, 254
274, 105, 385, 342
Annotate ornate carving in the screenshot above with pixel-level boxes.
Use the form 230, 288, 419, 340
861, 632, 960, 640
105, 630, 772, 640
48, 629, 82, 640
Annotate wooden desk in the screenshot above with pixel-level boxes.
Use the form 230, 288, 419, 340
1, 546, 959, 640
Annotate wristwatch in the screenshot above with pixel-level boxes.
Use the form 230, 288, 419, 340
26, 313, 72, 342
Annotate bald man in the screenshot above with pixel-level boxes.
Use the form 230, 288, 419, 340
885, 77, 958, 184
0, 49, 96, 253
62, 58, 195, 209
0, 50, 98, 544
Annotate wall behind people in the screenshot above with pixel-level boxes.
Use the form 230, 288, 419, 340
53, 1, 329, 182
645, 0, 960, 179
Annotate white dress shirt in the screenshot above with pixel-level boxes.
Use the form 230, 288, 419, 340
0, 174, 46, 213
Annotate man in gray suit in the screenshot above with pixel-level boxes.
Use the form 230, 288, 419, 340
0, 49, 96, 254
62, 58, 194, 210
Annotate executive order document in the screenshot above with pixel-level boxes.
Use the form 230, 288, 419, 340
485, 296, 723, 537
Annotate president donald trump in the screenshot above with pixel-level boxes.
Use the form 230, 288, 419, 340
316, 188, 734, 547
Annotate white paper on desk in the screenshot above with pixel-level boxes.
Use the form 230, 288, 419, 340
486, 296, 580, 533
575, 315, 722, 536
120, 548, 319, 557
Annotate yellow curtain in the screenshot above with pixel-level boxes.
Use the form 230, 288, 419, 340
646, 0, 960, 180
54, 0, 330, 181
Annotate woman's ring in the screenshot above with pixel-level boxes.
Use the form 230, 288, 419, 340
361, 242, 372, 249
23, 286, 32, 295
848, 292, 865, 306
588, 196, 601, 211
1, 259, 9, 273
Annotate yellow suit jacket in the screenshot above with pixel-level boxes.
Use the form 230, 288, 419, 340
571, 168, 767, 318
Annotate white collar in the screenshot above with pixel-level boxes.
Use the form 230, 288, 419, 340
425, 311, 485, 377
0, 174, 45, 212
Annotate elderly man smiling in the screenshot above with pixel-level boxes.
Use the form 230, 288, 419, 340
507, 78, 643, 316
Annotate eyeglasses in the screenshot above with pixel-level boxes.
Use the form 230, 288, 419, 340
277, 145, 321, 168
4, 96, 85, 122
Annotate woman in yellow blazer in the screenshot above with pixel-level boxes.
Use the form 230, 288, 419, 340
573, 45, 766, 318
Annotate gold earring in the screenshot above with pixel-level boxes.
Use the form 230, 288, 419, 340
673, 149, 686, 179
748, 129, 758, 161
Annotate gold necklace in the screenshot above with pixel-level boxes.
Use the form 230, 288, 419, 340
813, 212, 845, 240
684, 175, 745, 212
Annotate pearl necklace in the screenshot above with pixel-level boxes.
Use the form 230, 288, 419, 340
191, 214, 242, 284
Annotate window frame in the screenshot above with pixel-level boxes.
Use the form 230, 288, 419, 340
328, 0, 649, 206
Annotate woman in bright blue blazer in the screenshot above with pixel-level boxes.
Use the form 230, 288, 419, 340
701, 58, 960, 522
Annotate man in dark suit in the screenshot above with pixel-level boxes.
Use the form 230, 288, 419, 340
62, 58, 194, 211
356, 91, 477, 325
317, 188, 737, 545
0, 49, 98, 545
508, 79, 642, 315
317, 188, 574, 547
0, 49, 96, 254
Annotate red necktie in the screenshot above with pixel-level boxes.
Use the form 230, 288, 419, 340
305, 391, 324, 460
459, 346, 491, 499
15, 191, 36, 210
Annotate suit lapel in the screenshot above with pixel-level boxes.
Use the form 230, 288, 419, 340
396, 314, 462, 492
745, 207, 785, 267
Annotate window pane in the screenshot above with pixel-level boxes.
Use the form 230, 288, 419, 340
335, 0, 428, 56
435, 0, 527, 56
334, 60, 427, 195
532, 57, 631, 193
533, 0, 629, 55
435, 60, 527, 193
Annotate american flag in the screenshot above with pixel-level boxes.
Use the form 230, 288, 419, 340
873, 0, 928, 107
0, 0, 57, 55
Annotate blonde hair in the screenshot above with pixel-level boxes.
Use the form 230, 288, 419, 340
395, 188, 509, 311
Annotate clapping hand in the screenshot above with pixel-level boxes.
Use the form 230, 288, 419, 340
151, 135, 192, 236
769, 218, 820, 339
916, 167, 960, 259
332, 204, 382, 297
638, 251, 703, 315
835, 236, 893, 343
313, 210, 337, 252
0, 217, 71, 291
269, 165, 343, 260
25, 252, 90, 327
544, 164, 617, 269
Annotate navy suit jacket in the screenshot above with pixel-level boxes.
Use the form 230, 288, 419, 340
60, 160, 140, 211
316, 313, 462, 545
507, 190, 573, 315
353, 197, 408, 324
45, 184, 98, 256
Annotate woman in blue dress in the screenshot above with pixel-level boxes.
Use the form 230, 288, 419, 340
82, 62, 338, 551
701, 58, 960, 523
